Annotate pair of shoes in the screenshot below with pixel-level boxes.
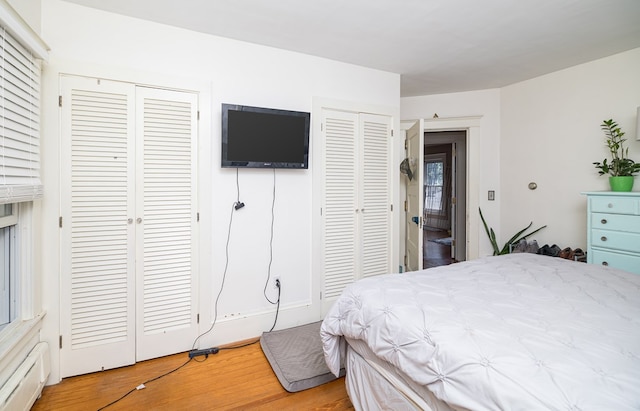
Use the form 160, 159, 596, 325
548, 244, 561, 257
573, 248, 586, 262
558, 247, 574, 260
537, 244, 561, 257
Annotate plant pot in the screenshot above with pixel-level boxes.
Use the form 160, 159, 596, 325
609, 176, 634, 192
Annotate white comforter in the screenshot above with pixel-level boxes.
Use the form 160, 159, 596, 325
321, 254, 640, 410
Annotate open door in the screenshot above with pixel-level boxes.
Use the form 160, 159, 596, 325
450, 142, 457, 259
405, 120, 424, 272
450, 135, 467, 263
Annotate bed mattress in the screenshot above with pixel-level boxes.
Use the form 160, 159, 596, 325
321, 253, 640, 410
345, 337, 455, 411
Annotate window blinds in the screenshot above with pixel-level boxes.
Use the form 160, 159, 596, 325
0, 2, 47, 204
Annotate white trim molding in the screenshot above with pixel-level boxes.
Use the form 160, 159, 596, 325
0, 0, 48, 59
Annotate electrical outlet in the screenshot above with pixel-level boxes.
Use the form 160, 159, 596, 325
273, 276, 280, 289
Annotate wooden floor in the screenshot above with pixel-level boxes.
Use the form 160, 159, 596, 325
424, 228, 454, 268
32, 340, 353, 411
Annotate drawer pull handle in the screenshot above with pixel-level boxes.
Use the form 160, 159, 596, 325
600, 236, 607, 242
607, 203, 613, 208
601, 219, 607, 224
602, 261, 609, 266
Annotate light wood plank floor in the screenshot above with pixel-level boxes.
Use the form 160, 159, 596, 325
32, 339, 353, 411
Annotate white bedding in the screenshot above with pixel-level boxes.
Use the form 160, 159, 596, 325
321, 253, 640, 410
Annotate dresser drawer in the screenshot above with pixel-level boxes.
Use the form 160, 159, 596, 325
591, 229, 640, 253
591, 213, 640, 233
590, 249, 640, 275
590, 196, 639, 215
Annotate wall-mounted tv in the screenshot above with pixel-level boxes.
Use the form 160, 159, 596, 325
221, 103, 310, 169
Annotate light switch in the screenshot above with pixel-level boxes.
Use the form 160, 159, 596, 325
488, 190, 495, 201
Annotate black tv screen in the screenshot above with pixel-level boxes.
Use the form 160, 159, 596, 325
221, 103, 310, 169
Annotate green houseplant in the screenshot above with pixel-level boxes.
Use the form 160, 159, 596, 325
593, 119, 640, 192
479, 208, 546, 255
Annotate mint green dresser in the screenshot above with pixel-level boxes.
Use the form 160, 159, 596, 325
583, 192, 640, 275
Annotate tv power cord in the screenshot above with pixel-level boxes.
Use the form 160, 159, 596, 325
188, 277, 281, 358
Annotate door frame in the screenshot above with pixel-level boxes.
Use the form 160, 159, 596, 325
401, 116, 482, 269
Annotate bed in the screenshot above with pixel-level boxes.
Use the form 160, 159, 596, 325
321, 253, 640, 410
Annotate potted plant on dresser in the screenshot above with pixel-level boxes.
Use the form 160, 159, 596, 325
593, 118, 640, 191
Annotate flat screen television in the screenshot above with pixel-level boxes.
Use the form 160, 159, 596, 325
221, 103, 310, 169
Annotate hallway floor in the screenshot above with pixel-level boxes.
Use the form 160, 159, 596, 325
423, 228, 455, 268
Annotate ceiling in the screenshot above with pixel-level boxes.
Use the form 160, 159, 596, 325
62, 0, 640, 97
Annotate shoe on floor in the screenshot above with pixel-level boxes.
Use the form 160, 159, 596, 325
548, 244, 561, 257
537, 244, 550, 255
525, 240, 539, 254
512, 239, 527, 253
573, 248, 586, 262
558, 247, 573, 259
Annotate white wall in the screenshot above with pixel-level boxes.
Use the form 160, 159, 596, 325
401, 48, 640, 257
501, 48, 640, 250
7, 0, 40, 33
401, 89, 501, 257
39, 0, 399, 384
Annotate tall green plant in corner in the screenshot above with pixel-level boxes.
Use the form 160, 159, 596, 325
479, 208, 547, 255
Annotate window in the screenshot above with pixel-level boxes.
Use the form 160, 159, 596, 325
0, 204, 16, 331
424, 154, 446, 214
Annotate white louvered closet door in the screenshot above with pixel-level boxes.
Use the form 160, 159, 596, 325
321, 110, 359, 313
60, 77, 199, 377
359, 114, 392, 278
320, 109, 392, 314
60, 76, 136, 377
135, 87, 198, 361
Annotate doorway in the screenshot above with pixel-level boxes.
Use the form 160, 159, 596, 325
403, 116, 480, 272
423, 131, 466, 268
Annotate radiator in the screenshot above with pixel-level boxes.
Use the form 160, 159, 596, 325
0, 342, 50, 411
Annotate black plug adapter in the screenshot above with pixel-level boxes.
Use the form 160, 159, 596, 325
234, 202, 245, 210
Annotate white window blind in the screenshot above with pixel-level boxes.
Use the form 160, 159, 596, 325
0, 2, 47, 204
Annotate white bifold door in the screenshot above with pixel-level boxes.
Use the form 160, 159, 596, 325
319, 109, 393, 314
59, 76, 199, 377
